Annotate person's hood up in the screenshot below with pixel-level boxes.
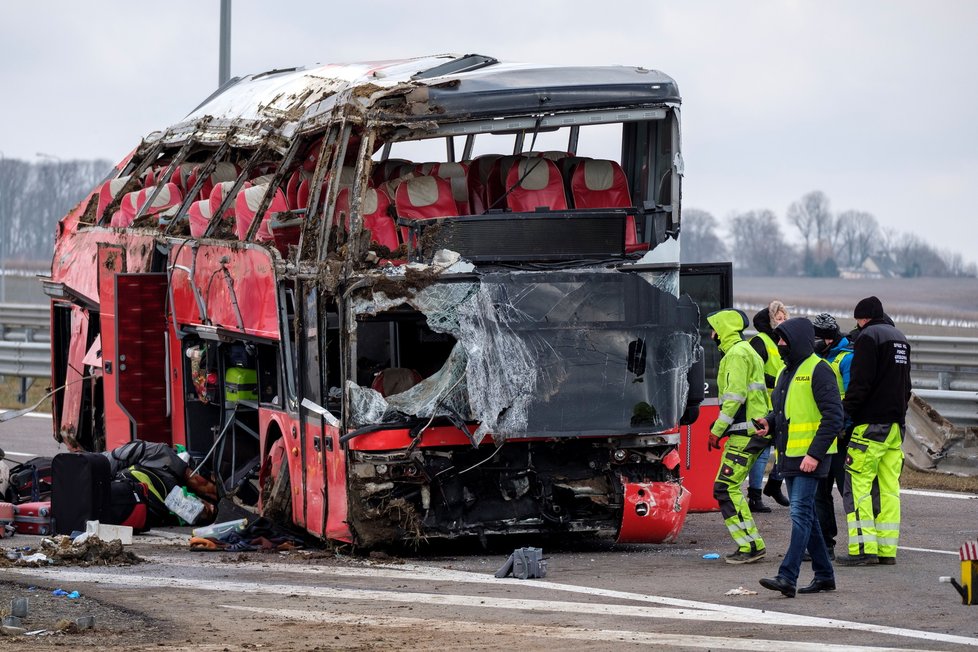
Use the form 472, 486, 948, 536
752, 308, 774, 337
774, 316, 816, 366
707, 309, 749, 353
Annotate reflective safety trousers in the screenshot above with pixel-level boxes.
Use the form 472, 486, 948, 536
843, 422, 904, 558
713, 434, 766, 553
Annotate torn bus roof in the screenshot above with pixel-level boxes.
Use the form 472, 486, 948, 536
153, 54, 680, 151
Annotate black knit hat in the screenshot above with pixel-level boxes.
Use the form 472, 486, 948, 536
853, 296, 885, 320
812, 313, 840, 339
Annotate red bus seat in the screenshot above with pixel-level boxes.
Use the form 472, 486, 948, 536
287, 169, 311, 210
505, 158, 567, 212
235, 185, 288, 242
370, 158, 412, 186
432, 162, 470, 214
487, 155, 525, 210
111, 182, 183, 228
570, 159, 645, 253
188, 200, 214, 238
97, 175, 132, 217
371, 368, 423, 397
466, 154, 502, 214
394, 176, 458, 221
332, 187, 399, 251
194, 162, 240, 202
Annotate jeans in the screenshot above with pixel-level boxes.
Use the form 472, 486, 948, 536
778, 475, 834, 586
814, 449, 845, 549
748, 445, 772, 490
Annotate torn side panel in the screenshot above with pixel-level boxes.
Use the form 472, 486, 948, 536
349, 267, 700, 441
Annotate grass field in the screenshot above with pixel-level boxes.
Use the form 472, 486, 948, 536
734, 276, 978, 336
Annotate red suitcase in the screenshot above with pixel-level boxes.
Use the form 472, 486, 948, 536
14, 501, 53, 535
0, 501, 14, 525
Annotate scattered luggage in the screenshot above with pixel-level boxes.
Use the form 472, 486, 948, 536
51, 452, 112, 535
14, 501, 53, 535
6, 456, 54, 504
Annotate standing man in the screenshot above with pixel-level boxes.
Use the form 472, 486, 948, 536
706, 309, 771, 564
812, 313, 854, 560
747, 301, 790, 511
756, 317, 843, 597
838, 296, 911, 566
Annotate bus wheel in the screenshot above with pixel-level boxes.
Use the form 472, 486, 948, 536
260, 454, 292, 524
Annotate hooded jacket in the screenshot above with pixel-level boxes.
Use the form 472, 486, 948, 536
767, 317, 844, 477
706, 309, 768, 438
843, 315, 912, 426
749, 307, 785, 394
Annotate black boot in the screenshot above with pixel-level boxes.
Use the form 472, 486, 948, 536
748, 487, 772, 513
763, 477, 790, 506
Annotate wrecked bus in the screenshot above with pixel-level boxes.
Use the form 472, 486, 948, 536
44, 54, 712, 547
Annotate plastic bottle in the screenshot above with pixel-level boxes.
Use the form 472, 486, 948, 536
192, 518, 248, 539
175, 444, 191, 464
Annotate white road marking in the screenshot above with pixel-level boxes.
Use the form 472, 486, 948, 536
0, 410, 51, 419
903, 489, 978, 500
10, 564, 978, 648
899, 546, 959, 556
223, 605, 939, 652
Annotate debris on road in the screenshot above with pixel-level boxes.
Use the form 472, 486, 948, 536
725, 586, 758, 596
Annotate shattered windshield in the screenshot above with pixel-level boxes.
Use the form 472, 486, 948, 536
349, 268, 700, 444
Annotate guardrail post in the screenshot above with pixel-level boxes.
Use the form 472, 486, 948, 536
938, 372, 951, 391
17, 377, 32, 404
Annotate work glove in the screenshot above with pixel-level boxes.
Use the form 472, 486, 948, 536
707, 433, 726, 451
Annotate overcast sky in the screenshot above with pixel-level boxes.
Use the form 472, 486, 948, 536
3, 1, 977, 263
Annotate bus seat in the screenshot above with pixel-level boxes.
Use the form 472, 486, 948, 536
525, 150, 571, 161
558, 156, 592, 189
197, 162, 240, 202
97, 175, 132, 217
370, 158, 412, 186
466, 154, 502, 214
210, 180, 250, 219
287, 169, 311, 209
235, 184, 288, 242
432, 162, 470, 214
394, 176, 458, 221
371, 368, 423, 397
570, 159, 645, 252
487, 155, 526, 210
415, 162, 438, 176
111, 182, 183, 228
505, 158, 567, 212
333, 187, 398, 251
188, 199, 213, 238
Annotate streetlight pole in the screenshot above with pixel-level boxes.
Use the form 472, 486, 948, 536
219, 0, 231, 87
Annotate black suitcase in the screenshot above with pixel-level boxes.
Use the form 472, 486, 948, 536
51, 452, 112, 535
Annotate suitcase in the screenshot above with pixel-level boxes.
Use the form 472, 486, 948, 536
51, 452, 112, 535
0, 501, 14, 525
14, 501, 53, 535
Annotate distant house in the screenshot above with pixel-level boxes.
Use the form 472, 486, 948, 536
839, 254, 901, 279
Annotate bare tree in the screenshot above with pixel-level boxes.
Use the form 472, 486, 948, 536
835, 210, 880, 268
787, 190, 834, 255
680, 208, 728, 263
892, 233, 948, 277
728, 209, 794, 276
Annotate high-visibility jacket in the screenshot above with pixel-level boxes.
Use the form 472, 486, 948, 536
782, 354, 839, 458
751, 331, 785, 397
707, 310, 768, 438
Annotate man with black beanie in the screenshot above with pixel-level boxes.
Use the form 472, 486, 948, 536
838, 296, 911, 566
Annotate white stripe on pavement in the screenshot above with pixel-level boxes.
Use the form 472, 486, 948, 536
223, 605, 940, 652
899, 546, 959, 556
902, 489, 978, 500
0, 410, 51, 419
10, 566, 978, 648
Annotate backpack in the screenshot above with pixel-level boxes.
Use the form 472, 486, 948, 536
7, 457, 54, 504
104, 478, 150, 533
118, 465, 178, 527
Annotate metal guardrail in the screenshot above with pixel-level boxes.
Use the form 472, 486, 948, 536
0, 341, 50, 377
1, 304, 977, 426
0, 303, 49, 343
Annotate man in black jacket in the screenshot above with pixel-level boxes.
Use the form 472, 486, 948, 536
755, 317, 843, 597
838, 296, 911, 566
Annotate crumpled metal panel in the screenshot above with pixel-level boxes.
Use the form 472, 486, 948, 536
616, 480, 690, 544
349, 267, 700, 443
